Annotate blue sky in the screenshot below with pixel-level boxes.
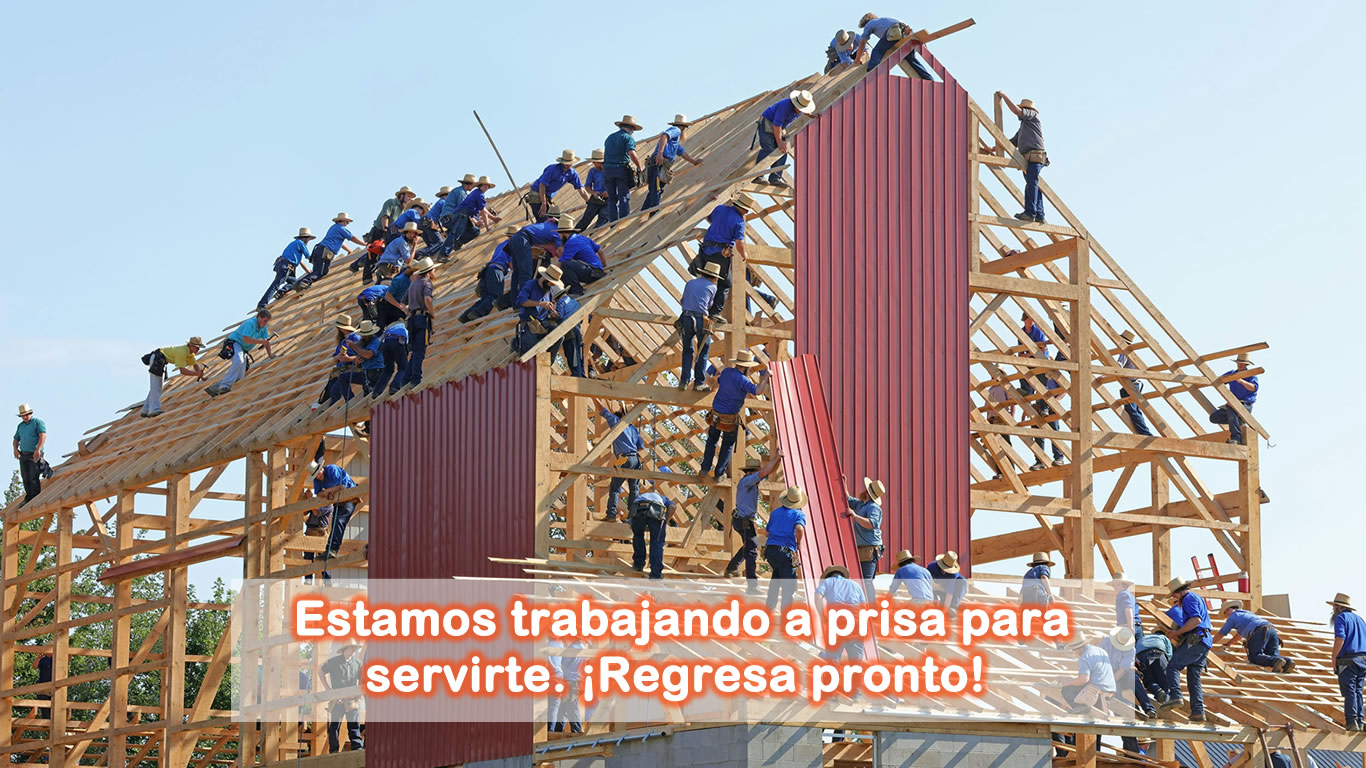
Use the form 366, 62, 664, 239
2, 1, 1359, 617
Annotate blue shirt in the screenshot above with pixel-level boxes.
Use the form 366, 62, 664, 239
704, 204, 746, 245
1217, 609, 1269, 638
14, 418, 46, 453
486, 239, 513, 270
1177, 591, 1214, 647
890, 563, 935, 602
1024, 324, 1050, 359
711, 367, 758, 415
355, 334, 384, 370
388, 272, 412, 303
1136, 633, 1172, 658
358, 285, 388, 303
765, 506, 806, 549
927, 561, 968, 609
334, 332, 359, 367
559, 234, 603, 269
520, 221, 562, 247
830, 33, 855, 64
1078, 645, 1118, 692
1115, 589, 1138, 629
1022, 564, 1051, 598
1224, 369, 1258, 404
391, 208, 422, 233
817, 575, 865, 606
585, 166, 606, 195
635, 491, 674, 512
855, 16, 902, 47
681, 277, 717, 314
656, 125, 686, 161
228, 318, 268, 352
318, 223, 354, 254
446, 187, 470, 210
455, 188, 488, 217
428, 197, 445, 221
761, 97, 802, 129
1335, 610, 1366, 657
515, 278, 554, 321
600, 408, 644, 456
313, 464, 356, 493
846, 497, 882, 547
383, 321, 408, 343
604, 129, 636, 166
734, 472, 762, 518
379, 236, 411, 266
555, 294, 581, 330
533, 164, 583, 196
280, 238, 309, 267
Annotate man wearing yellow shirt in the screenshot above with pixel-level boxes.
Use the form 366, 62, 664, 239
142, 336, 207, 417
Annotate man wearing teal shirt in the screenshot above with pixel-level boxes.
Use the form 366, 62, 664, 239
602, 115, 644, 222
13, 404, 46, 504
207, 309, 275, 396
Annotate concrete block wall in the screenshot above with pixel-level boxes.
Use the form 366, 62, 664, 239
536, 724, 822, 768
878, 732, 1052, 768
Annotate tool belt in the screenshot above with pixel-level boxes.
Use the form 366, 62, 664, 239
142, 349, 169, 379
304, 504, 333, 535
523, 190, 544, 208
1176, 628, 1210, 648
857, 545, 883, 563
218, 339, 236, 360
674, 309, 710, 335
1337, 653, 1366, 674
1023, 149, 1050, 167
631, 497, 668, 521
764, 544, 799, 567
648, 155, 677, 185
588, 192, 608, 204
707, 411, 740, 433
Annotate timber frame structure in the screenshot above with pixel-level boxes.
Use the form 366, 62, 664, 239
3, 20, 1343, 768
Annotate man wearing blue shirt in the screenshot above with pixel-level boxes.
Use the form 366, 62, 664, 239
305, 464, 357, 583
889, 551, 935, 603
13, 404, 46, 504
855, 14, 933, 78
764, 487, 808, 613
207, 309, 275, 396
548, 292, 585, 378
1158, 578, 1213, 722
1116, 330, 1154, 436
428, 185, 450, 224
1214, 600, 1291, 672
547, 638, 585, 733
679, 263, 722, 390
512, 265, 564, 354
603, 115, 644, 223
376, 319, 409, 395
1020, 552, 1054, 606
332, 321, 383, 402
1210, 355, 1259, 445
305, 213, 366, 289
459, 226, 520, 323
643, 114, 703, 212
825, 29, 860, 74
433, 176, 501, 260
598, 400, 645, 522
356, 284, 388, 324
578, 149, 609, 231
1111, 574, 1141, 637
724, 452, 783, 590
698, 350, 769, 479
816, 566, 867, 662
928, 551, 967, 612
378, 262, 414, 328
440, 175, 476, 228
501, 219, 565, 312
844, 477, 886, 598
388, 198, 429, 242
1330, 593, 1366, 730
528, 150, 589, 222
1135, 628, 1172, 717
689, 193, 759, 318
1019, 318, 1065, 470
752, 90, 815, 186
377, 222, 421, 281
1060, 633, 1118, 714
258, 227, 315, 309
557, 225, 606, 296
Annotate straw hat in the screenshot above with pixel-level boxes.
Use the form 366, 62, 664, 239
187, 336, 204, 347
296, 227, 316, 240
555, 149, 579, 165
476, 175, 496, 188
435, 186, 452, 197
1028, 552, 1056, 567
334, 314, 357, 332
732, 349, 761, 368
460, 173, 478, 185
730, 191, 760, 213
836, 29, 852, 45
859, 12, 877, 27
936, 551, 961, 574
1328, 593, 1353, 609
398, 221, 420, 235
538, 263, 564, 287
1019, 99, 1037, 112
410, 257, 438, 276
895, 549, 918, 567
1166, 576, 1195, 595
410, 198, 431, 213
697, 261, 723, 279
779, 486, 808, 509
395, 185, 415, 197
822, 564, 849, 579
863, 477, 886, 502
355, 320, 380, 337
615, 114, 644, 131
742, 457, 763, 471
17, 403, 34, 416
1109, 626, 1136, 652
556, 214, 578, 232
1120, 330, 1136, 343
333, 212, 353, 223
1108, 572, 1134, 586
669, 114, 693, 127
1065, 633, 1092, 651
1235, 354, 1254, 365
590, 148, 605, 162
544, 203, 563, 218
1222, 600, 1244, 613
789, 90, 816, 115
503, 225, 519, 237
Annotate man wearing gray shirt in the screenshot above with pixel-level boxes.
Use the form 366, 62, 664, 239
998, 93, 1049, 224
844, 476, 886, 599
724, 452, 783, 593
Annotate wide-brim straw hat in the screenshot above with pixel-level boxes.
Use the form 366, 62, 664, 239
789, 90, 816, 115
333, 212, 353, 223
355, 320, 380, 337
1065, 633, 1092, 651
822, 565, 849, 580
779, 486, 808, 509
1222, 600, 1244, 613
936, 551, 961, 574
1166, 576, 1195, 595
742, 457, 763, 471
895, 549, 918, 567
1120, 330, 1136, 343
1019, 99, 1037, 111
697, 261, 723, 279
503, 225, 519, 237
555, 149, 579, 164
863, 477, 886, 502
1028, 552, 1056, 567
409, 198, 430, 212
732, 349, 761, 368
556, 215, 578, 232
538, 263, 564, 287
436, 186, 452, 197
1108, 572, 1134, 586
395, 185, 415, 197
17, 403, 33, 416
1109, 626, 1136, 652
476, 175, 496, 188
296, 227, 316, 240
333, 314, 357, 332
669, 113, 693, 127
410, 257, 438, 276
187, 336, 204, 347
460, 173, 477, 185
836, 29, 852, 45
590, 148, 605, 162
1235, 354, 1254, 365
399, 222, 420, 234
730, 191, 760, 213
615, 114, 644, 131
1329, 593, 1354, 608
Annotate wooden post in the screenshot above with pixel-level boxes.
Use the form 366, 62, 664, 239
49, 508, 73, 768
166, 474, 192, 767
0, 516, 17, 745
1152, 460, 1171, 586
535, 354, 555, 556
1070, 238, 1095, 583
109, 491, 135, 765
1244, 434, 1262, 609
565, 377, 589, 546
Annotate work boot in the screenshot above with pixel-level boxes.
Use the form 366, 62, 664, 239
694, 383, 711, 393
1271, 658, 1286, 673
1281, 657, 1296, 673
767, 176, 788, 187
677, 380, 690, 391
724, 569, 739, 578
1158, 695, 1184, 712
1188, 712, 1206, 723
1052, 458, 1065, 467
1030, 460, 1045, 471
1034, 215, 1047, 224
1013, 212, 1033, 222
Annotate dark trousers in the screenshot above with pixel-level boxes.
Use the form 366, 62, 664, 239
375, 299, 405, 329
1030, 399, 1065, 461
327, 501, 356, 556
1245, 624, 1283, 667
1210, 402, 1252, 444
1132, 670, 1153, 712
753, 123, 786, 183
1339, 656, 1366, 726
1122, 384, 1153, 436
764, 545, 799, 613
435, 215, 477, 258
699, 423, 738, 479
327, 371, 366, 404
631, 513, 666, 579
419, 220, 440, 248
405, 314, 431, 387
258, 259, 296, 308
501, 235, 536, 310
858, 557, 878, 601
578, 199, 608, 231
606, 454, 641, 518
1136, 649, 1168, 701
1165, 640, 1209, 715
18, 453, 41, 502
866, 37, 933, 78
303, 245, 335, 287
679, 311, 710, 386
357, 298, 378, 323
603, 165, 632, 222
464, 264, 509, 320
377, 337, 408, 393
548, 677, 583, 733
725, 514, 759, 580
691, 248, 732, 316
643, 158, 670, 210
1023, 161, 1045, 219
327, 703, 363, 752
560, 260, 605, 296
548, 326, 585, 377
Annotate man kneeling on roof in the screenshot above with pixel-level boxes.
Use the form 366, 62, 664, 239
556, 216, 607, 296
459, 226, 520, 323
512, 264, 565, 354
206, 309, 274, 397
141, 336, 206, 417
1060, 631, 1118, 715
1214, 599, 1293, 672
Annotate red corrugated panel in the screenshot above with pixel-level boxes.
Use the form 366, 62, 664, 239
769, 355, 877, 660
795, 44, 970, 573
367, 361, 537, 768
